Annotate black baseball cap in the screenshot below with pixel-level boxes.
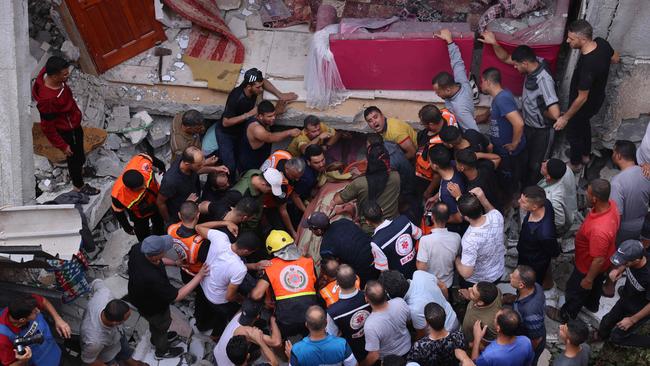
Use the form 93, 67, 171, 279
243, 68, 263, 84
611, 239, 646, 266
301, 212, 330, 229
238, 298, 263, 326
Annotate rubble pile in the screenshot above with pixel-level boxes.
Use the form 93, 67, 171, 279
28, 0, 66, 50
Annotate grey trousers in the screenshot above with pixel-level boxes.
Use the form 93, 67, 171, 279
143, 307, 172, 354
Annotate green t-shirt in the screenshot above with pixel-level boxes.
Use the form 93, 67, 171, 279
339, 171, 400, 233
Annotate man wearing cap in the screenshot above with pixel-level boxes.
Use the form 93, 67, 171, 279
251, 230, 319, 338
214, 299, 282, 366
231, 168, 283, 236
598, 240, 650, 347
217, 68, 298, 177
304, 213, 379, 286
538, 158, 578, 235
127, 235, 209, 359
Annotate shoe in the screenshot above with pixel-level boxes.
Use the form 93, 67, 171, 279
545, 305, 569, 323
79, 184, 100, 196
155, 346, 183, 359
167, 331, 179, 343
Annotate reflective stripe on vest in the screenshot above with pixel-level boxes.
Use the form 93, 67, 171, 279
319, 276, 361, 307
414, 109, 459, 181
266, 256, 316, 301
167, 223, 205, 275
111, 154, 159, 218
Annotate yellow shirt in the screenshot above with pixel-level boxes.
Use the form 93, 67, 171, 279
383, 117, 417, 147
287, 122, 336, 156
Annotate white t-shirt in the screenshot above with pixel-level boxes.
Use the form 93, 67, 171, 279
416, 228, 461, 288
461, 210, 505, 284
404, 271, 458, 332
201, 230, 247, 304
214, 313, 242, 366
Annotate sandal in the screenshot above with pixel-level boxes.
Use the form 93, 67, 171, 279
79, 184, 101, 196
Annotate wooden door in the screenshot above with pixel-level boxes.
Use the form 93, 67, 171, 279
65, 0, 167, 73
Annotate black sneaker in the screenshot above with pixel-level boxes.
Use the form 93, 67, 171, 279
155, 346, 183, 359
167, 331, 179, 343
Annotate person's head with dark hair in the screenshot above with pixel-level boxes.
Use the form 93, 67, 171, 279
207, 170, 230, 191
613, 140, 637, 167
233, 232, 260, 257
454, 148, 478, 174
439, 125, 463, 148
180, 146, 205, 172
509, 265, 536, 291
381, 355, 407, 366
364, 106, 386, 134
587, 178, 611, 207
511, 45, 539, 75
178, 200, 200, 225
480, 67, 502, 96
102, 299, 131, 325
432, 72, 458, 99
365, 143, 391, 202
457, 193, 483, 221
362, 200, 384, 227
8, 295, 39, 326
304, 144, 326, 173
226, 335, 250, 366
365, 280, 387, 306
181, 109, 205, 135
469, 282, 499, 306
542, 159, 567, 182
321, 256, 340, 279
336, 264, 357, 291
255, 100, 276, 127
431, 201, 450, 227
366, 133, 384, 148
567, 20, 594, 49
496, 308, 521, 337
122, 170, 145, 190
234, 197, 261, 221
378, 270, 409, 299
419, 104, 444, 133
303, 115, 324, 140
241, 68, 264, 95
560, 320, 589, 346
518, 185, 546, 213
424, 302, 447, 331
45, 56, 71, 82
305, 305, 327, 333
428, 144, 452, 171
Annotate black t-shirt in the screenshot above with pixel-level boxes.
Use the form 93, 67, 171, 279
127, 243, 178, 316
569, 37, 614, 118
463, 129, 490, 153
159, 158, 201, 223
321, 219, 375, 281
219, 85, 257, 136
466, 166, 504, 212
201, 180, 232, 203
622, 254, 650, 307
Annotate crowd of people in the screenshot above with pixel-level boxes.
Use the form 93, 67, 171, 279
3, 18, 650, 366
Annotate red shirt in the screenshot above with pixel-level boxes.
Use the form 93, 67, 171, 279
0, 295, 45, 366
574, 200, 620, 274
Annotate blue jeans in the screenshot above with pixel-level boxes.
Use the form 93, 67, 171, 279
215, 126, 239, 181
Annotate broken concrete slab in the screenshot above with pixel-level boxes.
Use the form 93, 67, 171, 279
266, 31, 311, 79
147, 116, 172, 148
81, 95, 106, 129
104, 133, 122, 151
102, 275, 129, 299
217, 0, 242, 11
109, 105, 131, 132
96, 229, 137, 271
227, 15, 248, 39
60, 40, 80, 61
240, 30, 275, 76
88, 148, 122, 178
125, 111, 154, 144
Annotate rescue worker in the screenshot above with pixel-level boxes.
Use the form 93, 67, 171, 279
167, 201, 211, 284
319, 257, 360, 308
250, 230, 318, 338
260, 151, 306, 238
111, 153, 165, 241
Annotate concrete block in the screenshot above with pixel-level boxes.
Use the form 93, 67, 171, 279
83, 178, 115, 229
81, 94, 106, 129
227, 15, 248, 39
146, 116, 172, 148
217, 0, 241, 11
96, 229, 137, 272
61, 40, 80, 61
109, 106, 131, 131
88, 148, 122, 177
125, 111, 154, 144
104, 133, 122, 150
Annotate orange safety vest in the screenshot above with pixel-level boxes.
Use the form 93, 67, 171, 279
261, 150, 295, 207
266, 256, 317, 301
319, 276, 361, 308
167, 223, 205, 275
111, 154, 159, 218
415, 109, 458, 181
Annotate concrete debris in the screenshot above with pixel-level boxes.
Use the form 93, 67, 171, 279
33, 154, 52, 173
217, 0, 242, 11
104, 133, 123, 150
174, 62, 185, 69
125, 111, 154, 144
162, 74, 172, 82
81, 95, 106, 129
88, 148, 122, 177
116, 144, 138, 163
147, 116, 172, 148
227, 15, 248, 39
95, 229, 137, 271
37, 179, 53, 192
109, 106, 131, 131
60, 40, 80, 61
178, 35, 190, 49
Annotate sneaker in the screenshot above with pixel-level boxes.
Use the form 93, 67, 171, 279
155, 346, 183, 359
167, 331, 179, 343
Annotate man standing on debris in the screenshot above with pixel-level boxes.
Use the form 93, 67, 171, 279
32, 56, 100, 196
111, 153, 165, 241
127, 235, 209, 359
0, 294, 71, 366
216, 68, 298, 177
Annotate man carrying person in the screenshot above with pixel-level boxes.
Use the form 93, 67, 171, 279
432, 29, 480, 132
364, 106, 418, 160
32, 56, 100, 195
479, 33, 561, 185
553, 20, 619, 171
111, 153, 165, 241
239, 100, 300, 172
287, 115, 340, 157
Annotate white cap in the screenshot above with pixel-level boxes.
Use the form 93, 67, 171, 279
262, 168, 284, 197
